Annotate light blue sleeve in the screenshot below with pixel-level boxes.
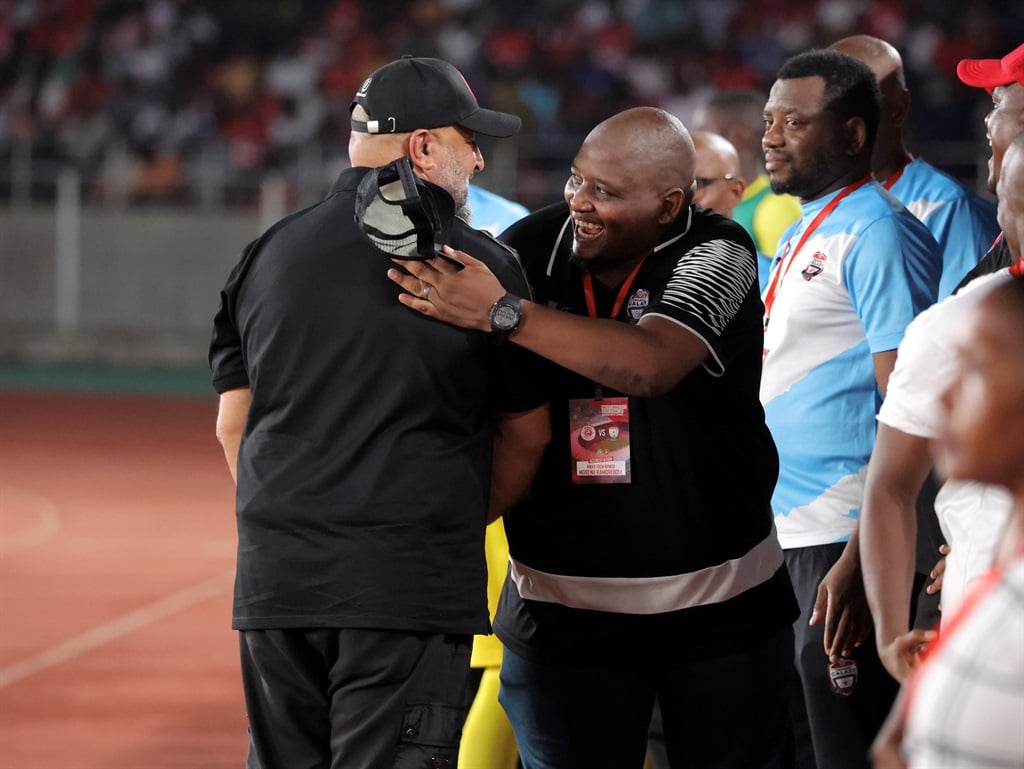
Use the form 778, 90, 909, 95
844, 215, 940, 353
927, 194, 1000, 298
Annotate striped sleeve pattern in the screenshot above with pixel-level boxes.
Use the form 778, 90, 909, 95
658, 238, 754, 337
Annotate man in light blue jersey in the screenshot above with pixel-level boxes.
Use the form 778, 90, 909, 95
760, 49, 941, 769
831, 35, 999, 299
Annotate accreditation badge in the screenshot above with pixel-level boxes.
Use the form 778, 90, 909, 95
569, 397, 631, 484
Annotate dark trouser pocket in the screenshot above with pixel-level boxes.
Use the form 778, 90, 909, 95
394, 702, 468, 769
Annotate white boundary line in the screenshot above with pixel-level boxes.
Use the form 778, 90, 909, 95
0, 570, 235, 689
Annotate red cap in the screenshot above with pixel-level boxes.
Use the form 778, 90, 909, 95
957, 42, 1024, 90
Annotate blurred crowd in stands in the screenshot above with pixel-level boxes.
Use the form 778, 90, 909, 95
1, 0, 1021, 209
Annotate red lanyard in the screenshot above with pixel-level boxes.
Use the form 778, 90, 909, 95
881, 157, 912, 190
763, 175, 873, 325
1011, 255, 1024, 278
582, 255, 649, 319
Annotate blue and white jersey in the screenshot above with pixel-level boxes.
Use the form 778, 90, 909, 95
467, 184, 529, 236
761, 181, 940, 549
888, 158, 999, 299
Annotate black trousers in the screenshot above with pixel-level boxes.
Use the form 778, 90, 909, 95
240, 628, 473, 769
785, 545, 902, 769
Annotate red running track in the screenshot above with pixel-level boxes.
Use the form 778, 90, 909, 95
0, 391, 246, 769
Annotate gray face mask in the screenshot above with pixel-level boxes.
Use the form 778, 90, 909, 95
354, 156, 454, 260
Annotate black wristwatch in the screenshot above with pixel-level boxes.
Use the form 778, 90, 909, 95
488, 293, 522, 338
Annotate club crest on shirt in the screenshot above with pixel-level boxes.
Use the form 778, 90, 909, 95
801, 251, 827, 281
627, 289, 650, 321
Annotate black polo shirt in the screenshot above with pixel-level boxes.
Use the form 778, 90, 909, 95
210, 166, 545, 635
493, 202, 799, 665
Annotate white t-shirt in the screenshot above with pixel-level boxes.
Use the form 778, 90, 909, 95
877, 269, 1014, 617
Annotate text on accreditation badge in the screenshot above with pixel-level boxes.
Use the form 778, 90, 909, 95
569, 397, 631, 484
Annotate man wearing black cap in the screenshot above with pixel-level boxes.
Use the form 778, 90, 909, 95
209, 56, 549, 769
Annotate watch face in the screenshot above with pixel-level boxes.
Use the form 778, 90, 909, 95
493, 303, 519, 331
492, 301, 520, 332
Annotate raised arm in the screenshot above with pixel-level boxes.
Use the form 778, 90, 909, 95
388, 248, 711, 397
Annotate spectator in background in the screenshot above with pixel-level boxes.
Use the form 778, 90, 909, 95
209, 56, 549, 768
693, 89, 801, 288
690, 129, 753, 278
830, 35, 999, 299
759, 49, 941, 769
870, 137, 1024, 763
691, 129, 745, 217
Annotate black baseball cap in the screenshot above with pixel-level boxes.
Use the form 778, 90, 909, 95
350, 56, 521, 137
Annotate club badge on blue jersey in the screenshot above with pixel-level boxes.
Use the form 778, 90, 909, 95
801, 251, 828, 281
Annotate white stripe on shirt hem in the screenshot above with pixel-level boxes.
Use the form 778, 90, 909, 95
508, 525, 784, 615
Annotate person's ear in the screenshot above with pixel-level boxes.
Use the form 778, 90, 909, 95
659, 187, 687, 224
891, 87, 911, 129
406, 129, 434, 173
844, 116, 867, 157
727, 178, 746, 208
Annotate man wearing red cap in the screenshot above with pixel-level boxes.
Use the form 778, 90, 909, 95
954, 42, 1024, 286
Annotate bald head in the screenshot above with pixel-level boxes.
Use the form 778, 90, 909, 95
997, 130, 1024, 259
564, 107, 696, 283
586, 107, 697, 191
692, 130, 741, 172
831, 35, 905, 88
348, 104, 411, 167
691, 129, 745, 217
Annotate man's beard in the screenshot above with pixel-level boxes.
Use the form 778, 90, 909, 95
435, 148, 473, 223
769, 150, 840, 199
